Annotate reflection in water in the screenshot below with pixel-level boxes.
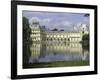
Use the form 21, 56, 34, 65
29, 42, 89, 64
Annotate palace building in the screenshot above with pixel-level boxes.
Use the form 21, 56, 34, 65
30, 20, 89, 43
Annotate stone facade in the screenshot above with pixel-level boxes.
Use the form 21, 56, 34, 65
46, 31, 82, 42
30, 21, 88, 43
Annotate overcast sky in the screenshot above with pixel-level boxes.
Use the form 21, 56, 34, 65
22, 11, 89, 31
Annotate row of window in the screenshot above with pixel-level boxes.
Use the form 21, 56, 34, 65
46, 38, 69, 41
31, 38, 81, 41
46, 38, 81, 41
46, 34, 81, 38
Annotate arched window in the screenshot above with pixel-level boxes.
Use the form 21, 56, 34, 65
51, 38, 52, 41
68, 38, 70, 41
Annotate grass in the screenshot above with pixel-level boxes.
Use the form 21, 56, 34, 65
23, 60, 89, 69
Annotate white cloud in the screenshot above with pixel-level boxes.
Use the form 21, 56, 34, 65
29, 17, 76, 31
41, 18, 52, 26
29, 17, 41, 24
76, 22, 82, 27
52, 21, 74, 31
29, 17, 52, 27
62, 21, 73, 26
53, 21, 72, 27
42, 18, 51, 23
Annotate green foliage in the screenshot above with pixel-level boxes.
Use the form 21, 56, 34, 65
23, 17, 31, 43
23, 61, 89, 68
23, 17, 32, 65
82, 34, 89, 40
82, 34, 89, 50
52, 28, 58, 31
60, 29, 64, 31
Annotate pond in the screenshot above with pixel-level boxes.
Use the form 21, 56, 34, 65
23, 42, 89, 68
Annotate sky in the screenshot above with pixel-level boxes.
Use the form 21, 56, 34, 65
22, 11, 90, 31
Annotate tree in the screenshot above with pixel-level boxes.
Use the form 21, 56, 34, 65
23, 17, 31, 67
82, 34, 89, 49
52, 28, 58, 31
23, 17, 32, 43
60, 29, 64, 31
82, 34, 89, 40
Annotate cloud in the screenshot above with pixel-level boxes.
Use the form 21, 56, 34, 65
62, 21, 73, 26
53, 21, 73, 31
29, 17, 41, 24
83, 18, 89, 22
73, 22, 89, 31
29, 17, 52, 27
42, 18, 51, 23
41, 18, 52, 26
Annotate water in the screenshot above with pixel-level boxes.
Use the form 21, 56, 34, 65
23, 42, 89, 68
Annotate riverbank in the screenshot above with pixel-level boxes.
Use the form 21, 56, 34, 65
23, 60, 89, 68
